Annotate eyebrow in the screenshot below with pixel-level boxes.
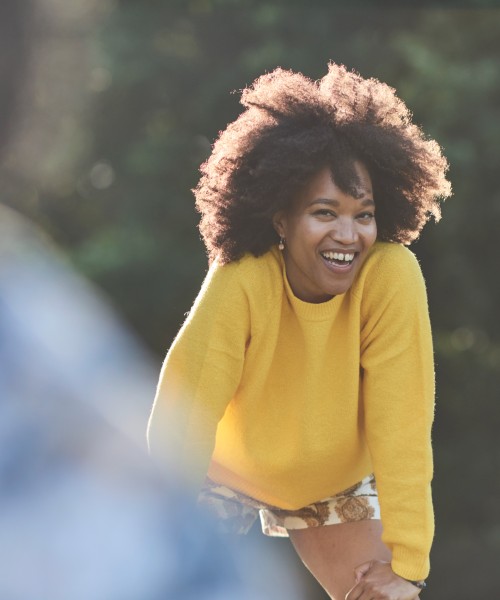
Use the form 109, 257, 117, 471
309, 198, 375, 208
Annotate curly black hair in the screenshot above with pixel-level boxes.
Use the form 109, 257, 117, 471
194, 63, 451, 264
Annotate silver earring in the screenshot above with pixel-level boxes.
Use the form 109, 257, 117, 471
278, 236, 285, 251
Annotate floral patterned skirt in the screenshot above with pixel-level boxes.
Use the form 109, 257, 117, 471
198, 474, 380, 537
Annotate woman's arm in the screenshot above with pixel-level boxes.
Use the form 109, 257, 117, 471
359, 243, 435, 583
147, 259, 250, 491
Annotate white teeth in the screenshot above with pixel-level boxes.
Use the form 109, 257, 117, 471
321, 251, 355, 262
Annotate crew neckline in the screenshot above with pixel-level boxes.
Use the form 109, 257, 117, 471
274, 246, 343, 321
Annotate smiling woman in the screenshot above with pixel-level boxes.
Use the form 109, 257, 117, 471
148, 63, 451, 600
273, 163, 377, 302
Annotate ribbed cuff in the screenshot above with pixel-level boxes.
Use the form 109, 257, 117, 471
391, 547, 430, 582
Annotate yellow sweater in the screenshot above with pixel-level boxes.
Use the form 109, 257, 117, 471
148, 241, 435, 581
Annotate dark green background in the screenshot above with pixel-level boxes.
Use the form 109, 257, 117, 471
3, 2, 500, 598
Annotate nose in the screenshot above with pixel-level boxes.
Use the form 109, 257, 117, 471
331, 217, 358, 245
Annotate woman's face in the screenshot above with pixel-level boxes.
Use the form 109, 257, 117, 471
273, 162, 377, 303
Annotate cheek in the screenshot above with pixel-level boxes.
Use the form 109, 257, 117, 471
367, 222, 377, 245
285, 219, 318, 247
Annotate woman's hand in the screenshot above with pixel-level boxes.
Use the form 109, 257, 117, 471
345, 560, 421, 600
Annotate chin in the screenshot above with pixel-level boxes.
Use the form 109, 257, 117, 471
331, 287, 349, 296
325, 278, 350, 295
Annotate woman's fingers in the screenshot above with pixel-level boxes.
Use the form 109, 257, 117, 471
353, 560, 373, 583
346, 560, 421, 600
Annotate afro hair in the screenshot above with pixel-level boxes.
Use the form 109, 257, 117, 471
194, 63, 451, 264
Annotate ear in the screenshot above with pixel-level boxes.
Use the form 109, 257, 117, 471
272, 211, 287, 238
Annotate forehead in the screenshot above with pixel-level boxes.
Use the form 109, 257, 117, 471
292, 163, 373, 209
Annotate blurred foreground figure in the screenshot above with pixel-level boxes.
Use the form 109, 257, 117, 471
0, 1, 302, 598
0, 207, 301, 600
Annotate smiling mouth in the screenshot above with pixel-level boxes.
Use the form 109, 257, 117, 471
320, 250, 357, 268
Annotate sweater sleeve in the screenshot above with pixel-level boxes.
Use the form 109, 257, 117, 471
147, 258, 250, 491
359, 244, 435, 581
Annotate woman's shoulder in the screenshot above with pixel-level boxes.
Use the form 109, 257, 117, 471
352, 241, 425, 301
207, 246, 283, 297
366, 240, 418, 263
363, 241, 422, 277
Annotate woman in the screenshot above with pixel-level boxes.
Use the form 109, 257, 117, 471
148, 63, 451, 599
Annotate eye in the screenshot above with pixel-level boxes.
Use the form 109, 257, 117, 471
356, 211, 375, 221
313, 209, 336, 218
